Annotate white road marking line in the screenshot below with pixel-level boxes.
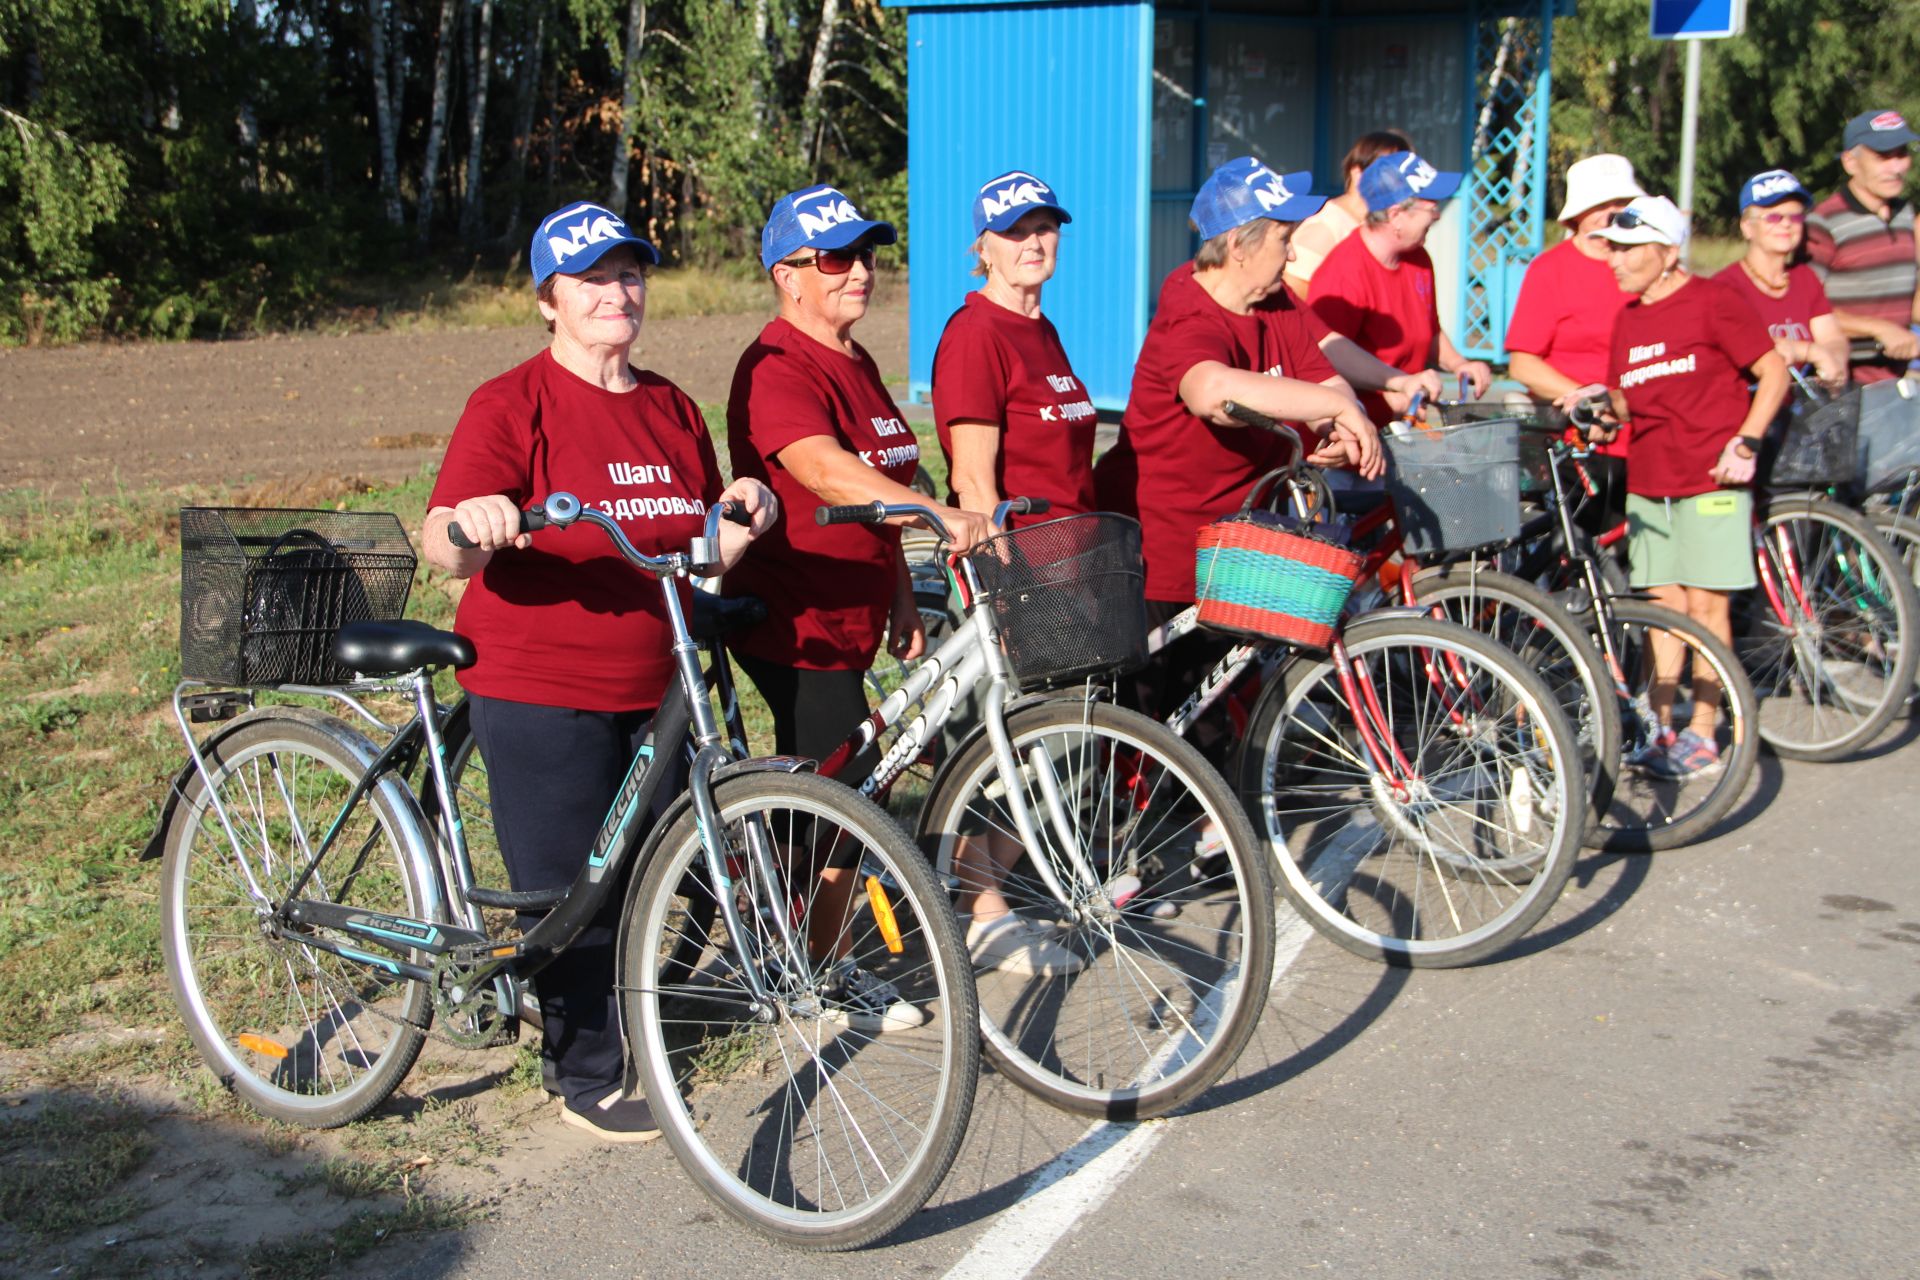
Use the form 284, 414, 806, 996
942, 902, 1315, 1280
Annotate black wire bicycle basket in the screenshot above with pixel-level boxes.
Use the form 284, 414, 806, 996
1435, 401, 1553, 495
180, 508, 417, 686
964, 513, 1148, 692
1765, 382, 1862, 487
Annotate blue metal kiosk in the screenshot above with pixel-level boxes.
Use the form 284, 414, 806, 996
887, 0, 1572, 410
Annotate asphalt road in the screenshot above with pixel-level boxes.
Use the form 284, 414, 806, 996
389, 720, 1920, 1279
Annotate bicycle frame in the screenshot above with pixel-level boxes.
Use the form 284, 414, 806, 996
165, 496, 810, 1025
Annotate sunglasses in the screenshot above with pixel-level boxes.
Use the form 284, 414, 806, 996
1751, 210, 1807, 225
779, 247, 876, 275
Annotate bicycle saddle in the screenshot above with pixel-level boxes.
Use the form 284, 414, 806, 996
691, 590, 766, 641
332, 619, 477, 674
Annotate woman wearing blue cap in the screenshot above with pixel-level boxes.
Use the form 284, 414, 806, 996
1094, 156, 1425, 731
1716, 169, 1848, 391
933, 171, 1096, 529
722, 185, 990, 1027
927, 170, 1095, 974
424, 200, 778, 1142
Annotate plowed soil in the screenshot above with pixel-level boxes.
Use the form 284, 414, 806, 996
0, 294, 910, 497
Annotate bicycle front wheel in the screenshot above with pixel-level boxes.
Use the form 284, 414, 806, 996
1867, 509, 1920, 706
917, 700, 1275, 1119
1597, 598, 1760, 852
620, 771, 978, 1251
1736, 495, 1920, 760
159, 711, 431, 1126
1410, 565, 1620, 836
1240, 615, 1584, 968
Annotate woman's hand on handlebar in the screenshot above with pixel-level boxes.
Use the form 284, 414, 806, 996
428, 494, 532, 577
1309, 400, 1385, 480
1449, 360, 1495, 400
711, 477, 779, 573
1381, 369, 1445, 415
924, 504, 996, 554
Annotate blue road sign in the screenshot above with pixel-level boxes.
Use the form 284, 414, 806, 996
1651, 0, 1746, 39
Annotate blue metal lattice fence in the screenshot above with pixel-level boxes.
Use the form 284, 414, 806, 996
1457, 1, 1555, 360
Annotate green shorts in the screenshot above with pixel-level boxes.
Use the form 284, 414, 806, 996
1626, 490, 1757, 592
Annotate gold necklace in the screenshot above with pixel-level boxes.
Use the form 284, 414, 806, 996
1741, 258, 1790, 295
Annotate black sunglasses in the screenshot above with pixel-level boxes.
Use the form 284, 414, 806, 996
778, 247, 876, 276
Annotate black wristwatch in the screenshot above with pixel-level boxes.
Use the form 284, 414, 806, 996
1731, 436, 1758, 460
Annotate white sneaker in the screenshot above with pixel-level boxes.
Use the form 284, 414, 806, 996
822, 964, 928, 1033
966, 912, 1087, 976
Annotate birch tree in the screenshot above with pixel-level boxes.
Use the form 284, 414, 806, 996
608, 0, 646, 213
368, 0, 403, 225
418, 0, 462, 241
461, 0, 496, 241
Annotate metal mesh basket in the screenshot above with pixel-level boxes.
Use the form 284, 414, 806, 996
1383, 418, 1523, 555
180, 508, 417, 686
964, 513, 1148, 691
1857, 378, 1920, 493
1436, 401, 1552, 494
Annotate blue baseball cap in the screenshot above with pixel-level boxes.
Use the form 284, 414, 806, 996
973, 171, 1073, 236
1842, 109, 1919, 152
1189, 158, 1325, 241
529, 201, 660, 287
1739, 169, 1813, 211
760, 185, 897, 271
1357, 151, 1463, 213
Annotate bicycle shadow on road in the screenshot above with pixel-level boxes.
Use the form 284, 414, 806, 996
889, 916, 1406, 1245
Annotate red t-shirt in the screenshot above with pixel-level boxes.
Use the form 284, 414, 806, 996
1093, 262, 1338, 603
723, 317, 920, 670
1308, 235, 1439, 424
931, 291, 1097, 529
1505, 238, 1634, 456
429, 349, 723, 711
1713, 261, 1833, 351
1608, 277, 1773, 499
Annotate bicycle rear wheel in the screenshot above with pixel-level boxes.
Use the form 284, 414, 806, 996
1596, 598, 1760, 852
917, 700, 1275, 1119
1239, 615, 1584, 968
159, 711, 432, 1126
1735, 495, 1920, 760
1409, 565, 1619, 836
620, 772, 978, 1251
1867, 509, 1920, 706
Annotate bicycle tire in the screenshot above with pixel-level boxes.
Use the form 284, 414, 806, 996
160, 710, 432, 1126
1409, 565, 1620, 836
1735, 495, 1920, 761
916, 700, 1276, 1119
1867, 509, 1920, 705
619, 771, 978, 1251
1595, 599, 1761, 852
1239, 615, 1584, 968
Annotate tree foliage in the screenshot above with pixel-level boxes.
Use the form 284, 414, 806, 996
0, 0, 906, 341
1551, 0, 1920, 232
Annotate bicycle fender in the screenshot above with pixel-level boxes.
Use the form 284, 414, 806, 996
140, 711, 279, 862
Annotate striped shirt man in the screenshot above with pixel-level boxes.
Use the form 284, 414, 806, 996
1805, 110, 1920, 384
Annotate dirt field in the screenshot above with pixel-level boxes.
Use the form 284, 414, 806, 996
0, 293, 911, 497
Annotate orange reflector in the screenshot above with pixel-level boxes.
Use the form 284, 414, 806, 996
490, 946, 517, 958
866, 876, 904, 954
237, 1033, 289, 1060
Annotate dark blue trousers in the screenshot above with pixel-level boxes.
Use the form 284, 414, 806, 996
467, 694, 682, 1109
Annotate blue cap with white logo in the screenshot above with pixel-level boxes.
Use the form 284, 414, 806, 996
1357, 151, 1463, 213
1738, 168, 1813, 211
760, 185, 898, 271
972, 171, 1073, 236
1189, 158, 1325, 241
529, 201, 660, 287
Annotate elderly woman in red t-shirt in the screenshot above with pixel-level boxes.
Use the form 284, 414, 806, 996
1714, 169, 1849, 391
425, 201, 777, 1143
1600, 195, 1788, 778
1094, 156, 1434, 725
933, 171, 1096, 526
1505, 154, 1646, 513
722, 185, 990, 1025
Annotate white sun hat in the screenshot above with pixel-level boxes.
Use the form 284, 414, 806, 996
1557, 154, 1649, 224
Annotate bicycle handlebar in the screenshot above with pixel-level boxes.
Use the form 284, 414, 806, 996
814, 496, 1048, 544
447, 492, 751, 576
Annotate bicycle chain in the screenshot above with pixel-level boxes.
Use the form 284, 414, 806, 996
290, 938, 522, 1052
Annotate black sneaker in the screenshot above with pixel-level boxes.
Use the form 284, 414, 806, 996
557, 1093, 663, 1143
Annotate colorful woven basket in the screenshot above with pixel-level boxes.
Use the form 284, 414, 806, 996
1194, 518, 1366, 649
